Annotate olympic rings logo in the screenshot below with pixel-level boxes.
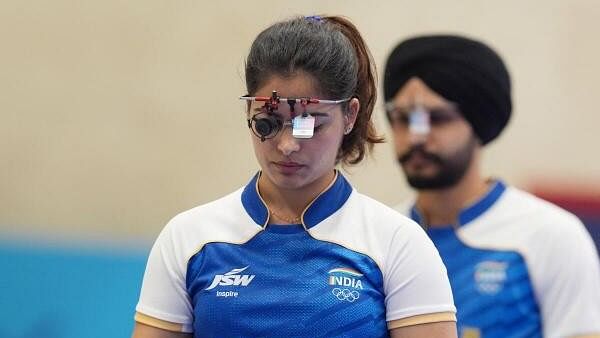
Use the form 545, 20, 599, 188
332, 288, 360, 302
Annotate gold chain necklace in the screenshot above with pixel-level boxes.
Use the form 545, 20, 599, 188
269, 208, 301, 224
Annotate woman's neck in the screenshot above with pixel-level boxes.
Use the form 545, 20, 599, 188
258, 170, 337, 224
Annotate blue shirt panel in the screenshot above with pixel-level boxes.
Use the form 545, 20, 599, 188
427, 227, 541, 338
186, 224, 388, 338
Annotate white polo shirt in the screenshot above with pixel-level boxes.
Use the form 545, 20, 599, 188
135, 172, 456, 337
398, 181, 600, 338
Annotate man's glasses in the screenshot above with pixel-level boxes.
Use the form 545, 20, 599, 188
385, 101, 461, 136
241, 91, 351, 141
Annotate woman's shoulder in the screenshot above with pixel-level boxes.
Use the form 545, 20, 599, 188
328, 191, 430, 256
347, 191, 422, 230
171, 187, 246, 225
158, 186, 261, 248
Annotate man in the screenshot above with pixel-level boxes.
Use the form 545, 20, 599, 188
383, 34, 600, 338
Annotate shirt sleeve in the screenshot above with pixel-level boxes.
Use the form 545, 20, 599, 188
135, 217, 194, 333
529, 216, 600, 338
384, 221, 457, 324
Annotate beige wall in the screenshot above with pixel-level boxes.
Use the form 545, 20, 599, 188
2, 1, 599, 240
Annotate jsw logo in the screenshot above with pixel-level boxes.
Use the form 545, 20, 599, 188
205, 266, 255, 290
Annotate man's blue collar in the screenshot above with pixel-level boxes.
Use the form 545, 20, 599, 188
410, 181, 506, 227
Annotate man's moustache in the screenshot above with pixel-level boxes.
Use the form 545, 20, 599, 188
398, 146, 443, 165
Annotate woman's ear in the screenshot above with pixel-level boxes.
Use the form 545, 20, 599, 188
344, 97, 359, 134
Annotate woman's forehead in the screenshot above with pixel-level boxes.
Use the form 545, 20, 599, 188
254, 72, 324, 98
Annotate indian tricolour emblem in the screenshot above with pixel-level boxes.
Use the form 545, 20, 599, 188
474, 261, 508, 295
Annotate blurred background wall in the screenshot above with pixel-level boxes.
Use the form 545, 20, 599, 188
1, 1, 599, 337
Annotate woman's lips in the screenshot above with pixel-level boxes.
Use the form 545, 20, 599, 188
273, 161, 304, 174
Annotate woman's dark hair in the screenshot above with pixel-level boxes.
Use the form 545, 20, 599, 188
245, 15, 384, 165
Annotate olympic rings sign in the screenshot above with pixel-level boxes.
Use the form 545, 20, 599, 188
332, 288, 360, 302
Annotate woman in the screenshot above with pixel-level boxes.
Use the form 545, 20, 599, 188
132, 15, 456, 338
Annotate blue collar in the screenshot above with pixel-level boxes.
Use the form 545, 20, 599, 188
410, 181, 506, 227
241, 171, 353, 230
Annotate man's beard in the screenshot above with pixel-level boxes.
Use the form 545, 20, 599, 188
398, 137, 477, 190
